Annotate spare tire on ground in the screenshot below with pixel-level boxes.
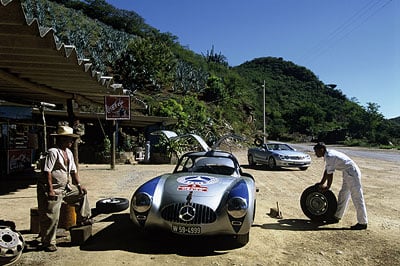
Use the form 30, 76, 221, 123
300, 184, 337, 222
96, 197, 129, 214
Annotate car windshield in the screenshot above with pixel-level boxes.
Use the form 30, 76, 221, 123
266, 143, 293, 151
177, 156, 238, 176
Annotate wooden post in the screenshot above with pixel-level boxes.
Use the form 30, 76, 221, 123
111, 120, 116, 170
67, 99, 79, 170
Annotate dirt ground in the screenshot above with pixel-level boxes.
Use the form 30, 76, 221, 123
1, 145, 399, 266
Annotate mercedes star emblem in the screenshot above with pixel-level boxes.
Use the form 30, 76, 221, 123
179, 205, 196, 222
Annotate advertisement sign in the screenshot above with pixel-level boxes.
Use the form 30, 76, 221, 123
104, 95, 131, 120
8, 149, 32, 174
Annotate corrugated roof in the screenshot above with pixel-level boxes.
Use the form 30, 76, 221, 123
0, 0, 177, 128
0, 0, 122, 107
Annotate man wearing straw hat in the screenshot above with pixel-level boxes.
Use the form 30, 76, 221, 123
37, 124, 92, 252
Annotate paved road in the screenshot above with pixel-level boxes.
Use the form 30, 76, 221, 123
291, 143, 400, 163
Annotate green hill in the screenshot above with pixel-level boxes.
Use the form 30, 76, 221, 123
21, 0, 400, 146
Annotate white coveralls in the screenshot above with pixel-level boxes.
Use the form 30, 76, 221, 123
324, 149, 368, 224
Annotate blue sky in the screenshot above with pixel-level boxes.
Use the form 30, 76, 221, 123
105, 0, 399, 119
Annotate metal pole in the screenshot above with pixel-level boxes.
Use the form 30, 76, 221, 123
41, 107, 47, 152
263, 80, 266, 143
111, 120, 116, 170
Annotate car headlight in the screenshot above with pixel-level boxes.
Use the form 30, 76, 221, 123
227, 197, 248, 218
132, 192, 152, 213
278, 154, 289, 160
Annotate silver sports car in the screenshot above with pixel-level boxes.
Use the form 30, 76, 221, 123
248, 142, 311, 170
130, 149, 256, 245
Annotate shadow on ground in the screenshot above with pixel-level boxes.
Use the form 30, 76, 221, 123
0, 170, 38, 195
76, 213, 245, 256
254, 218, 349, 231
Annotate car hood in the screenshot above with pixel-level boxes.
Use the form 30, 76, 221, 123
158, 172, 241, 209
273, 150, 308, 157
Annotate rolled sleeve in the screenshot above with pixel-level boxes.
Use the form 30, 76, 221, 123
325, 155, 336, 174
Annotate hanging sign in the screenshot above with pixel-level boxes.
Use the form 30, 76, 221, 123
104, 95, 131, 120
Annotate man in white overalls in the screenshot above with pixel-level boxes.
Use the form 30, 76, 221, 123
313, 142, 368, 230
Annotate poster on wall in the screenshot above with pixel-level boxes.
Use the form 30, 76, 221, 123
104, 95, 131, 120
8, 149, 32, 174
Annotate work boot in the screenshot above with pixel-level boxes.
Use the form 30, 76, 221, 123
43, 244, 57, 252
350, 223, 367, 230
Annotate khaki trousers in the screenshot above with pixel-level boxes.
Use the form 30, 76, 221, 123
37, 183, 91, 246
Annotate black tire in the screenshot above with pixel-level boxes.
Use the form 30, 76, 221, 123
299, 167, 308, 171
248, 154, 256, 166
267, 157, 276, 169
254, 137, 263, 147
96, 197, 129, 214
252, 200, 256, 222
300, 184, 337, 222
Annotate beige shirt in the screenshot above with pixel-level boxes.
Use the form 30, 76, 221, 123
43, 147, 77, 189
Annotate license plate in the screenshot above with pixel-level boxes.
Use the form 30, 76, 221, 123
171, 224, 201, 235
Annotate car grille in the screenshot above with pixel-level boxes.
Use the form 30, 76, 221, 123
161, 203, 217, 224
288, 156, 305, 160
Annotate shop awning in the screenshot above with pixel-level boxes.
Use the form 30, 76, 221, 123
0, 0, 176, 128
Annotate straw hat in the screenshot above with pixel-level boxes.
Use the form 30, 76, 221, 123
51, 125, 79, 138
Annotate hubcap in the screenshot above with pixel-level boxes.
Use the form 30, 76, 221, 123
306, 192, 328, 215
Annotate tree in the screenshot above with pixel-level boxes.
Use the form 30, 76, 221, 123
343, 100, 366, 139
152, 98, 188, 133
113, 37, 177, 92
203, 75, 226, 103
288, 103, 326, 135
203, 45, 228, 66
364, 102, 385, 143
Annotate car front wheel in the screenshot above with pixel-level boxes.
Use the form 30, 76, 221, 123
268, 157, 276, 169
248, 154, 256, 166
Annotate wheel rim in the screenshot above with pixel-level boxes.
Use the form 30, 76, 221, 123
0, 226, 24, 265
102, 198, 121, 204
305, 192, 328, 215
